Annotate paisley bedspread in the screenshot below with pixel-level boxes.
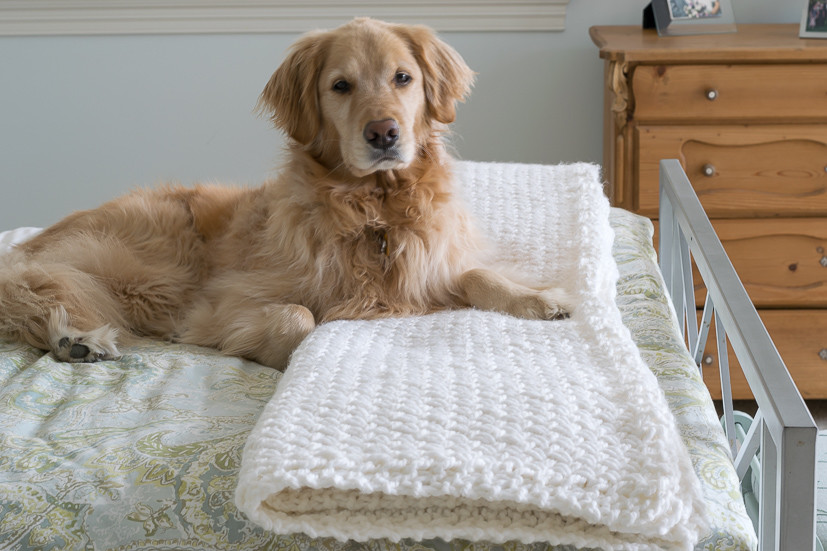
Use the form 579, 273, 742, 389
0, 209, 756, 550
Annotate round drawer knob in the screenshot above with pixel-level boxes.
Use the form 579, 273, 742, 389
702, 164, 716, 177
703, 354, 714, 365
820, 348, 827, 361
705, 89, 719, 101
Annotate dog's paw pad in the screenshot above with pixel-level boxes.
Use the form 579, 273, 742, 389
69, 343, 91, 359
59, 337, 92, 359
55, 335, 112, 363
50, 310, 120, 363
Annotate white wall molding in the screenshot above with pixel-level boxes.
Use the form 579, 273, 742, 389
0, 1, 570, 36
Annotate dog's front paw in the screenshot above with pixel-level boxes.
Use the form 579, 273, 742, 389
513, 288, 574, 321
55, 334, 119, 363
48, 308, 120, 363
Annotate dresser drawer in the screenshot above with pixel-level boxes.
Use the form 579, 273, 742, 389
654, 218, 827, 308
699, 310, 827, 399
637, 125, 827, 217
632, 64, 827, 122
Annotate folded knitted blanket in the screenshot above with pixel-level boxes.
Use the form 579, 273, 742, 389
235, 162, 706, 550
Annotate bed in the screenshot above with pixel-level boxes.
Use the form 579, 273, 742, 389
0, 160, 816, 550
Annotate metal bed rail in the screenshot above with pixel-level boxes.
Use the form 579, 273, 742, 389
657, 159, 817, 551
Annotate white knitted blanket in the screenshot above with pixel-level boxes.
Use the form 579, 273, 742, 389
235, 162, 706, 550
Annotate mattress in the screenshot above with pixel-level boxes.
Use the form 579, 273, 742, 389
0, 209, 756, 550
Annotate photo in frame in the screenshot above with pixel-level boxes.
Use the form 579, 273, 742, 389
801, 0, 827, 38
648, 0, 736, 36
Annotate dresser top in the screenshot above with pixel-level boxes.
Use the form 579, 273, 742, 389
590, 24, 827, 64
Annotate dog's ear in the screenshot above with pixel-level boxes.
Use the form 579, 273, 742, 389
394, 24, 475, 125
257, 32, 329, 145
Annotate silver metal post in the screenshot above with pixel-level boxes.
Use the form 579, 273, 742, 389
658, 159, 817, 551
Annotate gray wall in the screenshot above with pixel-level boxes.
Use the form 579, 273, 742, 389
0, 0, 799, 228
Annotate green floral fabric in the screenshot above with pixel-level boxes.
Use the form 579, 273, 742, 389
0, 209, 756, 550
611, 209, 756, 550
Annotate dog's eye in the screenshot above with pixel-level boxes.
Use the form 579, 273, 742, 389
332, 80, 351, 94
394, 72, 412, 87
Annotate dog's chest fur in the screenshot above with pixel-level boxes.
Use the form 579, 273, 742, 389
308, 174, 471, 319
337, 182, 430, 269
346, 185, 410, 265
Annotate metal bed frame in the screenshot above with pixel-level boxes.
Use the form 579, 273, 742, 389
658, 159, 818, 550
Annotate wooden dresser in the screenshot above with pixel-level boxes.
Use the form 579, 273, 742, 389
589, 24, 827, 399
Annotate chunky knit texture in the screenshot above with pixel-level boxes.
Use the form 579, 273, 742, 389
235, 162, 706, 550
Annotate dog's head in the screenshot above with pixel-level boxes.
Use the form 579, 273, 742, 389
258, 18, 474, 177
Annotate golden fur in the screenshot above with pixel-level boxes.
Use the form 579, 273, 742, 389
0, 18, 572, 370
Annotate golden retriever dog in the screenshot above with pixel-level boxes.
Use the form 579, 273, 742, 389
0, 18, 572, 370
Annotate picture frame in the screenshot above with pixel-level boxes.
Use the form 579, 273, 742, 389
649, 0, 737, 36
800, 1, 827, 38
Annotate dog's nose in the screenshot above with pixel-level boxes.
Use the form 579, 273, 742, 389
363, 119, 399, 150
